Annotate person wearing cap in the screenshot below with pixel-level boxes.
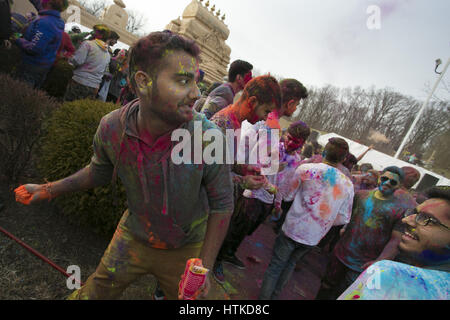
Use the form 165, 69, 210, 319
69, 25, 90, 50
316, 166, 417, 300
64, 24, 111, 101
338, 186, 450, 300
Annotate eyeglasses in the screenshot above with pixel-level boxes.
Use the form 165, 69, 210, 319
380, 176, 398, 187
405, 208, 450, 231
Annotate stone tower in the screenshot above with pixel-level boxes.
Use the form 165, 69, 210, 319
100, 0, 129, 31
166, 0, 231, 85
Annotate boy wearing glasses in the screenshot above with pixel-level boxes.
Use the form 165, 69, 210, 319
338, 186, 450, 299
316, 166, 416, 299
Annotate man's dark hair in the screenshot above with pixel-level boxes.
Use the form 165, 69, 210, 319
113, 48, 121, 56
302, 144, 313, 158
382, 166, 405, 183
324, 138, 349, 164
425, 186, 450, 203
401, 166, 421, 189
288, 121, 310, 142
280, 79, 308, 104
228, 60, 253, 83
343, 153, 358, 171
312, 141, 322, 155
108, 31, 120, 41
240, 75, 282, 110
128, 31, 201, 89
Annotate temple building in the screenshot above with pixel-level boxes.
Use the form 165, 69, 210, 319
11, 0, 232, 84
11, 0, 139, 46
166, 0, 231, 85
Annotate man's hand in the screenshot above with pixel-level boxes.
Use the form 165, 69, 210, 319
242, 175, 267, 190
339, 227, 346, 237
177, 271, 211, 300
272, 206, 283, 220
197, 273, 211, 299
14, 184, 53, 205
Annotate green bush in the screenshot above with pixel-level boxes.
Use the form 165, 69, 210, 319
38, 99, 127, 236
42, 59, 74, 100
0, 73, 60, 183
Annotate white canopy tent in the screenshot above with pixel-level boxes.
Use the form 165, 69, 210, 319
317, 133, 450, 189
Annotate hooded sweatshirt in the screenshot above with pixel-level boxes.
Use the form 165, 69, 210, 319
88, 100, 234, 249
16, 10, 64, 69
70, 39, 111, 88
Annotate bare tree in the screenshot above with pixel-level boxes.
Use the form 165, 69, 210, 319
78, 0, 109, 17
126, 9, 148, 36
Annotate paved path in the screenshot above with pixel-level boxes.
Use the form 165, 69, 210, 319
218, 219, 330, 300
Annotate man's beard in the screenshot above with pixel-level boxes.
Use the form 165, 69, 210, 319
150, 92, 192, 126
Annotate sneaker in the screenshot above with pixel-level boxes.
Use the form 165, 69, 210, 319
213, 261, 225, 284
153, 284, 166, 300
223, 254, 246, 270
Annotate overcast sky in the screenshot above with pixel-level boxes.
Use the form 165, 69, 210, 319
115, 0, 449, 101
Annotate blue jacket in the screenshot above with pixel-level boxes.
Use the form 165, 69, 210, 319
16, 10, 64, 69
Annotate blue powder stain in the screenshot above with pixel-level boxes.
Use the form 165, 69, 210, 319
363, 196, 374, 223
323, 168, 337, 186
255, 243, 264, 248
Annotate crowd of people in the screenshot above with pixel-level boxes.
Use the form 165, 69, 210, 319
2, 1, 449, 301
1, 0, 133, 104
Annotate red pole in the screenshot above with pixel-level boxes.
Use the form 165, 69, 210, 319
0, 225, 84, 287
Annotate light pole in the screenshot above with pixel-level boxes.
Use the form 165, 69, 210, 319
394, 58, 450, 159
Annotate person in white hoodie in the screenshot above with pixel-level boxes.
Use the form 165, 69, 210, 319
64, 24, 111, 101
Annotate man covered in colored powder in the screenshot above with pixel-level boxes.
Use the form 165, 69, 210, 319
14, 31, 234, 300
14, 0, 68, 88
259, 138, 355, 300
64, 24, 111, 101
263, 78, 308, 130
209, 75, 282, 283
339, 186, 450, 300
352, 169, 379, 193
239, 78, 308, 239
316, 166, 417, 299
199, 59, 253, 119
220, 121, 310, 276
